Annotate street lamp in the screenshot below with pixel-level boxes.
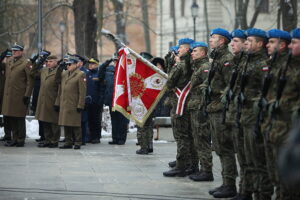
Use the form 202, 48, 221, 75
191, 1, 199, 41
59, 21, 66, 58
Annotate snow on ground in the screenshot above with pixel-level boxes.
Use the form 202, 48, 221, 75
0, 107, 168, 144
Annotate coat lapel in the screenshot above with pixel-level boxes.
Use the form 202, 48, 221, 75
66, 69, 78, 82
11, 57, 25, 70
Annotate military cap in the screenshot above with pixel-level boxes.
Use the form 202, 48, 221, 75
231, 29, 246, 39
178, 38, 194, 45
151, 57, 165, 68
40, 50, 51, 56
267, 29, 291, 41
11, 43, 24, 51
140, 52, 153, 60
6, 50, 12, 57
169, 45, 179, 53
65, 55, 79, 64
190, 41, 208, 49
46, 55, 58, 60
88, 58, 99, 65
210, 28, 232, 41
245, 28, 267, 39
63, 53, 72, 60
290, 28, 300, 39
74, 54, 87, 63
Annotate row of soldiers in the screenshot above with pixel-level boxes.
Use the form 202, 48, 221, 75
162, 27, 300, 200
0, 44, 108, 149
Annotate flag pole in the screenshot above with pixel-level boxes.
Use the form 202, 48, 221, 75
101, 29, 168, 79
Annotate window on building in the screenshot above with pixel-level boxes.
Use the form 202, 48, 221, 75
255, 0, 269, 13
181, 0, 185, 17
170, 0, 175, 18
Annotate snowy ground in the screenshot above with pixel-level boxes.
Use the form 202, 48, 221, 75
0, 107, 168, 144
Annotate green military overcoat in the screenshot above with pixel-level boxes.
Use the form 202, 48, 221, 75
32, 66, 60, 124
1, 56, 33, 117
55, 68, 86, 127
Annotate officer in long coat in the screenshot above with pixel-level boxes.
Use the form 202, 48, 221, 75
55, 55, 86, 149
0, 50, 12, 141
30, 55, 60, 148
1, 44, 33, 147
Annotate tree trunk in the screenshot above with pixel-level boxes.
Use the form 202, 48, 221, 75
281, 0, 297, 32
73, 0, 97, 58
111, 0, 126, 51
140, 0, 151, 53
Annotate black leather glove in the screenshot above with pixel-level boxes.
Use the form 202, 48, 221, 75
30, 53, 39, 63
53, 105, 60, 112
0, 117, 4, 127
22, 96, 30, 106
0, 49, 9, 61
76, 108, 83, 113
58, 61, 67, 71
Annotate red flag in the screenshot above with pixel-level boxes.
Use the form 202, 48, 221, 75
112, 47, 168, 126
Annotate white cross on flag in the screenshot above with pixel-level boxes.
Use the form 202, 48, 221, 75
112, 47, 168, 127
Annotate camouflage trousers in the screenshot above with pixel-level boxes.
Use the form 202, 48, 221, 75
209, 111, 237, 186
189, 108, 212, 173
171, 107, 198, 170
243, 122, 273, 200
43, 122, 60, 145
136, 117, 154, 150
232, 126, 253, 196
263, 119, 300, 200
228, 105, 250, 195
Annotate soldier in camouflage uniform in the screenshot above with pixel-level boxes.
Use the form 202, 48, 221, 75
163, 38, 199, 177
186, 42, 213, 182
265, 28, 300, 200
237, 28, 273, 200
262, 29, 291, 200
206, 28, 238, 198
226, 29, 252, 200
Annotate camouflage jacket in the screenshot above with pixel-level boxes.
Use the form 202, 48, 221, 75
239, 49, 269, 124
166, 53, 192, 90
206, 45, 234, 113
270, 55, 300, 122
187, 56, 210, 110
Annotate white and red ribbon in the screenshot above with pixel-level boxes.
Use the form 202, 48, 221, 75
175, 82, 191, 116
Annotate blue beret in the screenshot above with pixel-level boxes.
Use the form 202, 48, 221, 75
210, 28, 232, 41
266, 29, 291, 41
190, 41, 208, 49
231, 29, 246, 39
245, 28, 267, 39
178, 38, 194, 45
169, 45, 179, 53
11, 43, 24, 51
290, 28, 300, 39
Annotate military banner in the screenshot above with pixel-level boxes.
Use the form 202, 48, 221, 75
112, 47, 168, 127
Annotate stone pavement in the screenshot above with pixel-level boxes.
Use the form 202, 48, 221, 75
0, 127, 227, 200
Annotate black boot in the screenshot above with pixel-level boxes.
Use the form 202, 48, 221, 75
168, 160, 176, 168
209, 185, 225, 195
163, 168, 187, 177
189, 171, 214, 182
136, 148, 149, 155
213, 185, 237, 198
185, 167, 199, 175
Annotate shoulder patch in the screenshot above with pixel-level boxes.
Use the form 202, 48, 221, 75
261, 65, 269, 71
224, 62, 231, 67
